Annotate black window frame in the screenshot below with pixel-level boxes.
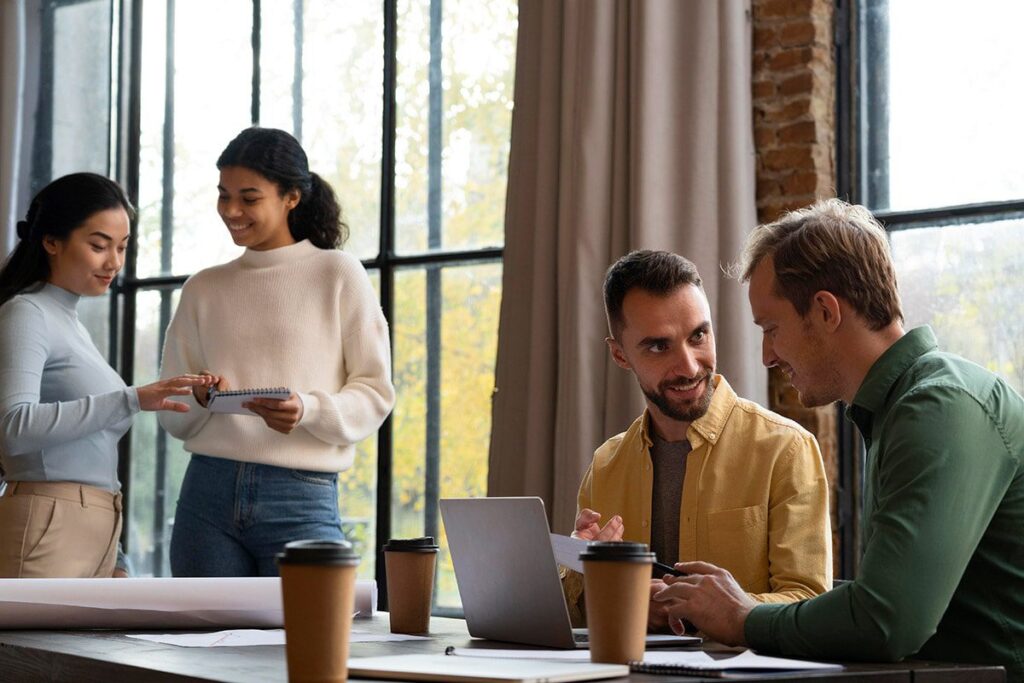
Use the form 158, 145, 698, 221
28, 0, 118, 197
837, 0, 1024, 229
101, 0, 503, 606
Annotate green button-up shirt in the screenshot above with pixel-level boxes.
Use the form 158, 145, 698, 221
746, 327, 1024, 679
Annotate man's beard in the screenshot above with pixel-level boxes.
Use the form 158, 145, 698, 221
642, 370, 715, 423
790, 321, 843, 408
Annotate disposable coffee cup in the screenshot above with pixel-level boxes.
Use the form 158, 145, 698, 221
580, 541, 655, 664
383, 537, 439, 634
277, 540, 360, 683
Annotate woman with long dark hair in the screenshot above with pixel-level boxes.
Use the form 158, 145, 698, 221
159, 127, 395, 576
0, 173, 212, 578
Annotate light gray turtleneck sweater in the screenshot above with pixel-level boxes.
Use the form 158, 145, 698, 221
0, 283, 139, 491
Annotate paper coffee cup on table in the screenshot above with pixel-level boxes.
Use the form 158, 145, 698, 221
277, 540, 360, 683
383, 537, 439, 634
580, 541, 655, 664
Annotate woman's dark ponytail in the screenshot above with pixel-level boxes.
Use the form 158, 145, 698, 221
0, 239, 47, 308
217, 127, 348, 250
0, 173, 133, 307
289, 173, 347, 250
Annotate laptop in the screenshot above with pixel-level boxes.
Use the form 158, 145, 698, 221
440, 496, 700, 649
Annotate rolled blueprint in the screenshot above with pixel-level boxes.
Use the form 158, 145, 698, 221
0, 577, 376, 629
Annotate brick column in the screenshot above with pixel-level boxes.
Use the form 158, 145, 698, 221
751, 0, 842, 572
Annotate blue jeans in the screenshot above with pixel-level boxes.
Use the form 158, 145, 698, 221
170, 454, 345, 577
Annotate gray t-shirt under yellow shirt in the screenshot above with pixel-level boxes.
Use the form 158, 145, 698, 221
649, 432, 691, 567
0, 283, 138, 491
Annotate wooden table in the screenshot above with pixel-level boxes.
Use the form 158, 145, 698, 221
0, 614, 1005, 682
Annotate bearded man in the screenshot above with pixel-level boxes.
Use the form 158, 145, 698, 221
562, 250, 832, 632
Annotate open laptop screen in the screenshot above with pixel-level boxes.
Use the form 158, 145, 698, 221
441, 497, 580, 648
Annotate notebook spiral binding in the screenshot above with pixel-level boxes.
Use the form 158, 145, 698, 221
210, 387, 289, 397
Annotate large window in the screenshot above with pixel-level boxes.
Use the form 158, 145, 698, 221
25, 0, 117, 364
842, 0, 1024, 394
27, 0, 516, 611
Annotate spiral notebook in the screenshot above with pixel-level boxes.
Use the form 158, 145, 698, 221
206, 387, 291, 416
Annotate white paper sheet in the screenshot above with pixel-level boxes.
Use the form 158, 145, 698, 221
349, 654, 629, 682
126, 628, 429, 648
447, 647, 843, 673
0, 577, 376, 629
549, 533, 587, 573
127, 629, 288, 647
640, 649, 844, 672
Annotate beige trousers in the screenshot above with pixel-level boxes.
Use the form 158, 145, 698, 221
0, 481, 122, 578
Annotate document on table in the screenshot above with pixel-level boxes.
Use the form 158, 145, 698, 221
127, 628, 430, 648
447, 647, 844, 675
550, 533, 587, 573
350, 654, 628, 682
128, 629, 288, 647
634, 650, 844, 675
0, 577, 377, 629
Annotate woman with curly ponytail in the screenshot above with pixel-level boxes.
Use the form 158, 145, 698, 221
0, 173, 212, 578
159, 127, 395, 576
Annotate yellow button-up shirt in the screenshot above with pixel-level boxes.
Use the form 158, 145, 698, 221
563, 375, 832, 625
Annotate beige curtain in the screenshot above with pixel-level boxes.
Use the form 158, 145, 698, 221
488, 0, 764, 532
0, 0, 28, 258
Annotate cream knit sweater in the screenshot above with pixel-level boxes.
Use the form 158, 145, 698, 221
158, 240, 395, 472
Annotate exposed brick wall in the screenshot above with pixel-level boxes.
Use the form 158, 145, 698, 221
753, 0, 835, 219
751, 0, 844, 575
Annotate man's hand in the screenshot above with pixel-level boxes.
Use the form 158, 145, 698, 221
572, 508, 624, 541
652, 560, 756, 646
245, 393, 305, 434
647, 579, 672, 632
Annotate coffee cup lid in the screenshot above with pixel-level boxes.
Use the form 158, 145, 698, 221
276, 539, 360, 566
578, 541, 655, 563
383, 537, 439, 552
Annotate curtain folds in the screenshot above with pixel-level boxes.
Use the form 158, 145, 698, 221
0, 0, 28, 258
488, 0, 764, 531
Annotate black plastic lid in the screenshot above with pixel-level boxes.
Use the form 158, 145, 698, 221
276, 539, 360, 566
579, 541, 655, 563
382, 537, 439, 552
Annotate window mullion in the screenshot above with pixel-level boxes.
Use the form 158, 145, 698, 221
375, 0, 399, 609
116, 0, 145, 562
860, 0, 890, 210
292, 0, 303, 140
423, 0, 443, 557
876, 200, 1024, 232
251, 0, 261, 125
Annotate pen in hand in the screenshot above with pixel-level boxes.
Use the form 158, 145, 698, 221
653, 560, 687, 578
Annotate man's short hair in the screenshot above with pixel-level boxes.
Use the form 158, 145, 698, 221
604, 250, 703, 339
735, 198, 903, 330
